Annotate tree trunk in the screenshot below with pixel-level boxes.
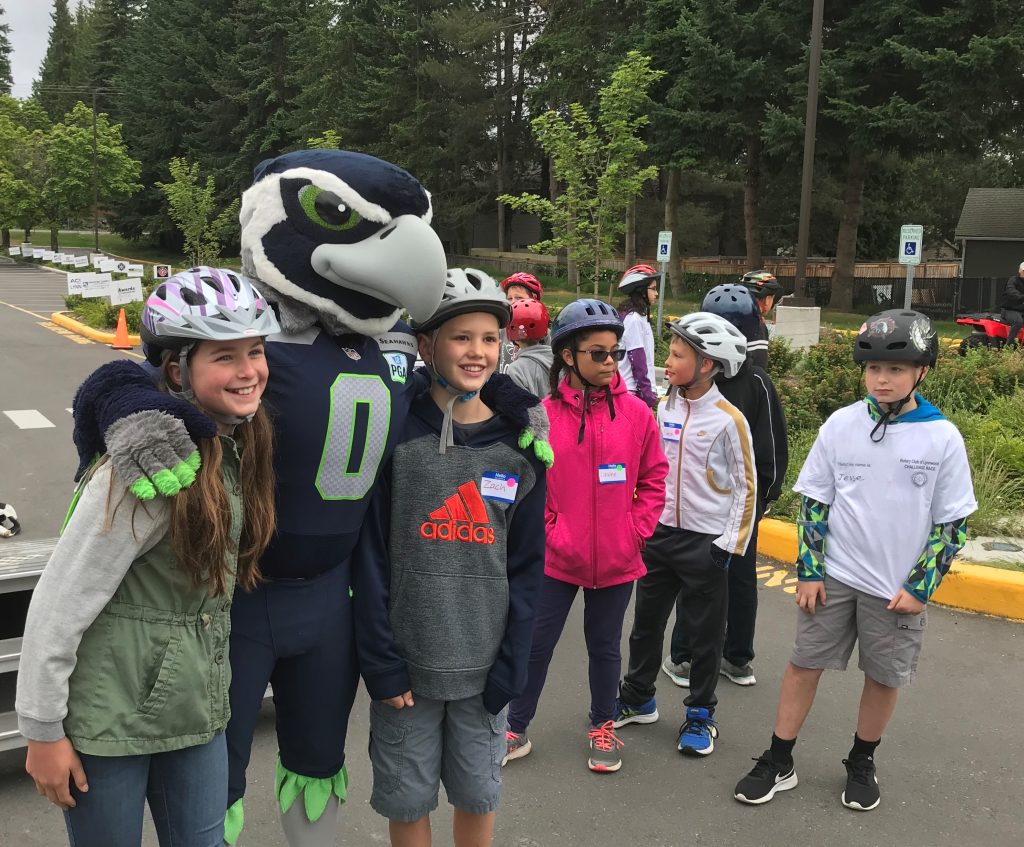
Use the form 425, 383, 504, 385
743, 133, 763, 269
23, 227, 31, 241
50, 225, 59, 252
831, 149, 868, 313
1, 228, 9, 249
625, 199, 636, 266
664, 166, 682, 297
496, 139, 507, 253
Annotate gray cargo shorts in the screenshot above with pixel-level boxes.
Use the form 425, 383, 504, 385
790, 575, 926, 688
368, 694, 507, 822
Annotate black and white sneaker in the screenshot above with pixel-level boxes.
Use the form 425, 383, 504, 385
734, 751, 798, 805
841, 754, 880, 811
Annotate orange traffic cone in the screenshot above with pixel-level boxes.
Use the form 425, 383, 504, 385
110, 308, 133, 350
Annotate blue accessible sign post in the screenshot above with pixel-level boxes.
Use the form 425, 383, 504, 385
656, 230, 672, 331
899, 224, 923, 309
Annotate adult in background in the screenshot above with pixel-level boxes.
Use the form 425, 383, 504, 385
1001, 261, 1024, 349
740, 270, 785, 369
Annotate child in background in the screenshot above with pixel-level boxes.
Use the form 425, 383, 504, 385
499, 272, 545, 372
504, 298, 667, 773
17, 268, 279, 847
739, 270, 784, 369
505, 299, 553, 397
615, 312, 755, 758
734, 310, 976, 811
355, 269, 551, 847
616, 264, 660, 409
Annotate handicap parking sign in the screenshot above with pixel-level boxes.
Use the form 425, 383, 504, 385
899, 224, 923, 265
904, 242, 916, 256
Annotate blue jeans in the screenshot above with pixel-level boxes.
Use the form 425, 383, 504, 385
64, 733, 227, 847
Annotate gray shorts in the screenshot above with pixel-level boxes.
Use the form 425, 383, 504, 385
790, 575, 927, 688
368, 694, 507, 822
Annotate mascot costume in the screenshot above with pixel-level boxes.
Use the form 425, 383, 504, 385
71, 150, 552, 846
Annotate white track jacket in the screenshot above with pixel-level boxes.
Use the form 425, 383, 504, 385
658, 383, 757, 556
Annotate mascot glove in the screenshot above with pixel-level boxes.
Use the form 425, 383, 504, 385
72, 360, 216, 498
106, 411, 204, 501
480, 373, 554, 468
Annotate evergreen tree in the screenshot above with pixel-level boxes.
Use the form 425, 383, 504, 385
112, 0, 234, 243
34, 0, 78, 121
0, 5, 13, 96
88, 0, 137, 96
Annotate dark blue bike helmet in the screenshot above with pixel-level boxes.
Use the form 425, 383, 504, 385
701, 284, 761, 344
549, 298, 623, 346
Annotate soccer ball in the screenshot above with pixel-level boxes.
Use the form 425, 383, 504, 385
0, 502, 21, 537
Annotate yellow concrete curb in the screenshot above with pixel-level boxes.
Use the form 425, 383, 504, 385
757, 517, 1024, 621
50, 311, 141, 347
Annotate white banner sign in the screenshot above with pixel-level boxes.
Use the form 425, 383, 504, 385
127, 263, 144, 275
91, 254, 107, 268
67, 272, 113, 298
152, 264, 172, 280
42, 251, 56, 261
73, 255, 89, 268
110, 277, 144, 306
32, 248, 45, 259
99, 259, 131, 274
8, 246, 20, 256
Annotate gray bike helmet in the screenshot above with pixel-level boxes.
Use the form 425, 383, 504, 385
141, 266, 281, 366
411, 268, 510, 335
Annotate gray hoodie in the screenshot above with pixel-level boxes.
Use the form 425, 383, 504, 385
505, 344, 553, 398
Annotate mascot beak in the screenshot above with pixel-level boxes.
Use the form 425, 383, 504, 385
311, 215, 446, 322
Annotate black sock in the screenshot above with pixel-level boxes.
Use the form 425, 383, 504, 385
770, 733, 796, 764
850, 734, 880, 759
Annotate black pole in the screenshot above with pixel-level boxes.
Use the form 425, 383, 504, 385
793, 0, 824, 300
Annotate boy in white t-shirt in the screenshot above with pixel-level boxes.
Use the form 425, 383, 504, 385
734, 310, 976, 812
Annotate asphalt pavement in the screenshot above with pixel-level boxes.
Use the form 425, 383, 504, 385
0, 262, 1021, 846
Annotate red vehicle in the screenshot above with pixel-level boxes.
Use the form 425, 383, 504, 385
955, 312, 1024, 355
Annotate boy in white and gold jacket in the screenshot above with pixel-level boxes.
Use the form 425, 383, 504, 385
615, 313, 756, 758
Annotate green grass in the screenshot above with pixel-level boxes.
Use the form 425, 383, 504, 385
976, 559, 1024, 574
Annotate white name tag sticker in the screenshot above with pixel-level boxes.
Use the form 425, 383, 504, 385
481, 472, 518, 502
662, 422, 682, 442
598, 463, 627, 484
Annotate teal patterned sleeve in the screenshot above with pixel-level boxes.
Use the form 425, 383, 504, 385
904, 518, 968, 603
796, 496, 829, 581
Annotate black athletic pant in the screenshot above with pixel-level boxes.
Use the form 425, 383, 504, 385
671, 518, 760, 666
619, 524, 728, 714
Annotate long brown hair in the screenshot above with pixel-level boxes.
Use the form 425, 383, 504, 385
160, 356, 276, 595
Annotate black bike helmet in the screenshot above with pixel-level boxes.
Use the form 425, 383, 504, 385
741, 270, 784, 299
702, 284, 761, 344
853, 309, 938, 367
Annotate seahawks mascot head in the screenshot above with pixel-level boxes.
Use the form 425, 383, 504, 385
239, 149, 447, 335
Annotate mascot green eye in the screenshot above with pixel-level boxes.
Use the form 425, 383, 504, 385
298, 185, 362, 231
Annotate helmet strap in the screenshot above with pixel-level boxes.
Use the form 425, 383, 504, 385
868, 369, 925, 443
428, 330, 479, 454
167, 345, 253, 429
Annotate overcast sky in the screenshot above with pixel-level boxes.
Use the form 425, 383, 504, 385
6, 1, 55, 97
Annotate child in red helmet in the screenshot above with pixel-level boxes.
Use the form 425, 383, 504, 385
505, 299, 553, 397
500, 273, 545, 373
616, 265, 660, 409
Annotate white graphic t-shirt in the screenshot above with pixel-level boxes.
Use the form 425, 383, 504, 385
794, 400, 977, 600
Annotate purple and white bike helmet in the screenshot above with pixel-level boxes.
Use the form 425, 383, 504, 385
141, 266, 280, 366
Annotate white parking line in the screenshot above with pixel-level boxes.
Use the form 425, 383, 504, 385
3, 410, 56, 429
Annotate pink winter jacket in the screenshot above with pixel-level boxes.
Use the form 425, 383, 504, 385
542, 374, 668, 589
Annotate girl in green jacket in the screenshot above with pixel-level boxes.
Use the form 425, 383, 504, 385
16, 267, 279, 847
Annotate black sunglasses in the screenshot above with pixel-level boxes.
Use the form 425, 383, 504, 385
575, 348, 627, 363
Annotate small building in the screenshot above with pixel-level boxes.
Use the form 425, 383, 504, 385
955, 188, 1024, 312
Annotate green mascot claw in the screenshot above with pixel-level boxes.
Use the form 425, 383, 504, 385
518, 429, 555, 469
275, 759, 348, 823
173, 450, 201, 486
223, 798, 244, 845
151, 468, 183, 497
128, 477, 157, 501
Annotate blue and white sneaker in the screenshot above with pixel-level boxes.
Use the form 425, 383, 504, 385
677, 707, 718, 756
612, 697, 659, 728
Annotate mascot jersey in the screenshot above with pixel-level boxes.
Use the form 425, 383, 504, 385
261, 324, 417, 579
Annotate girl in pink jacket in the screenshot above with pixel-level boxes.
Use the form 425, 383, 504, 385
504, 299, 668, 774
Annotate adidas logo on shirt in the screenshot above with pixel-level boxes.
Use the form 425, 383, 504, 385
420, 481, 496, 544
